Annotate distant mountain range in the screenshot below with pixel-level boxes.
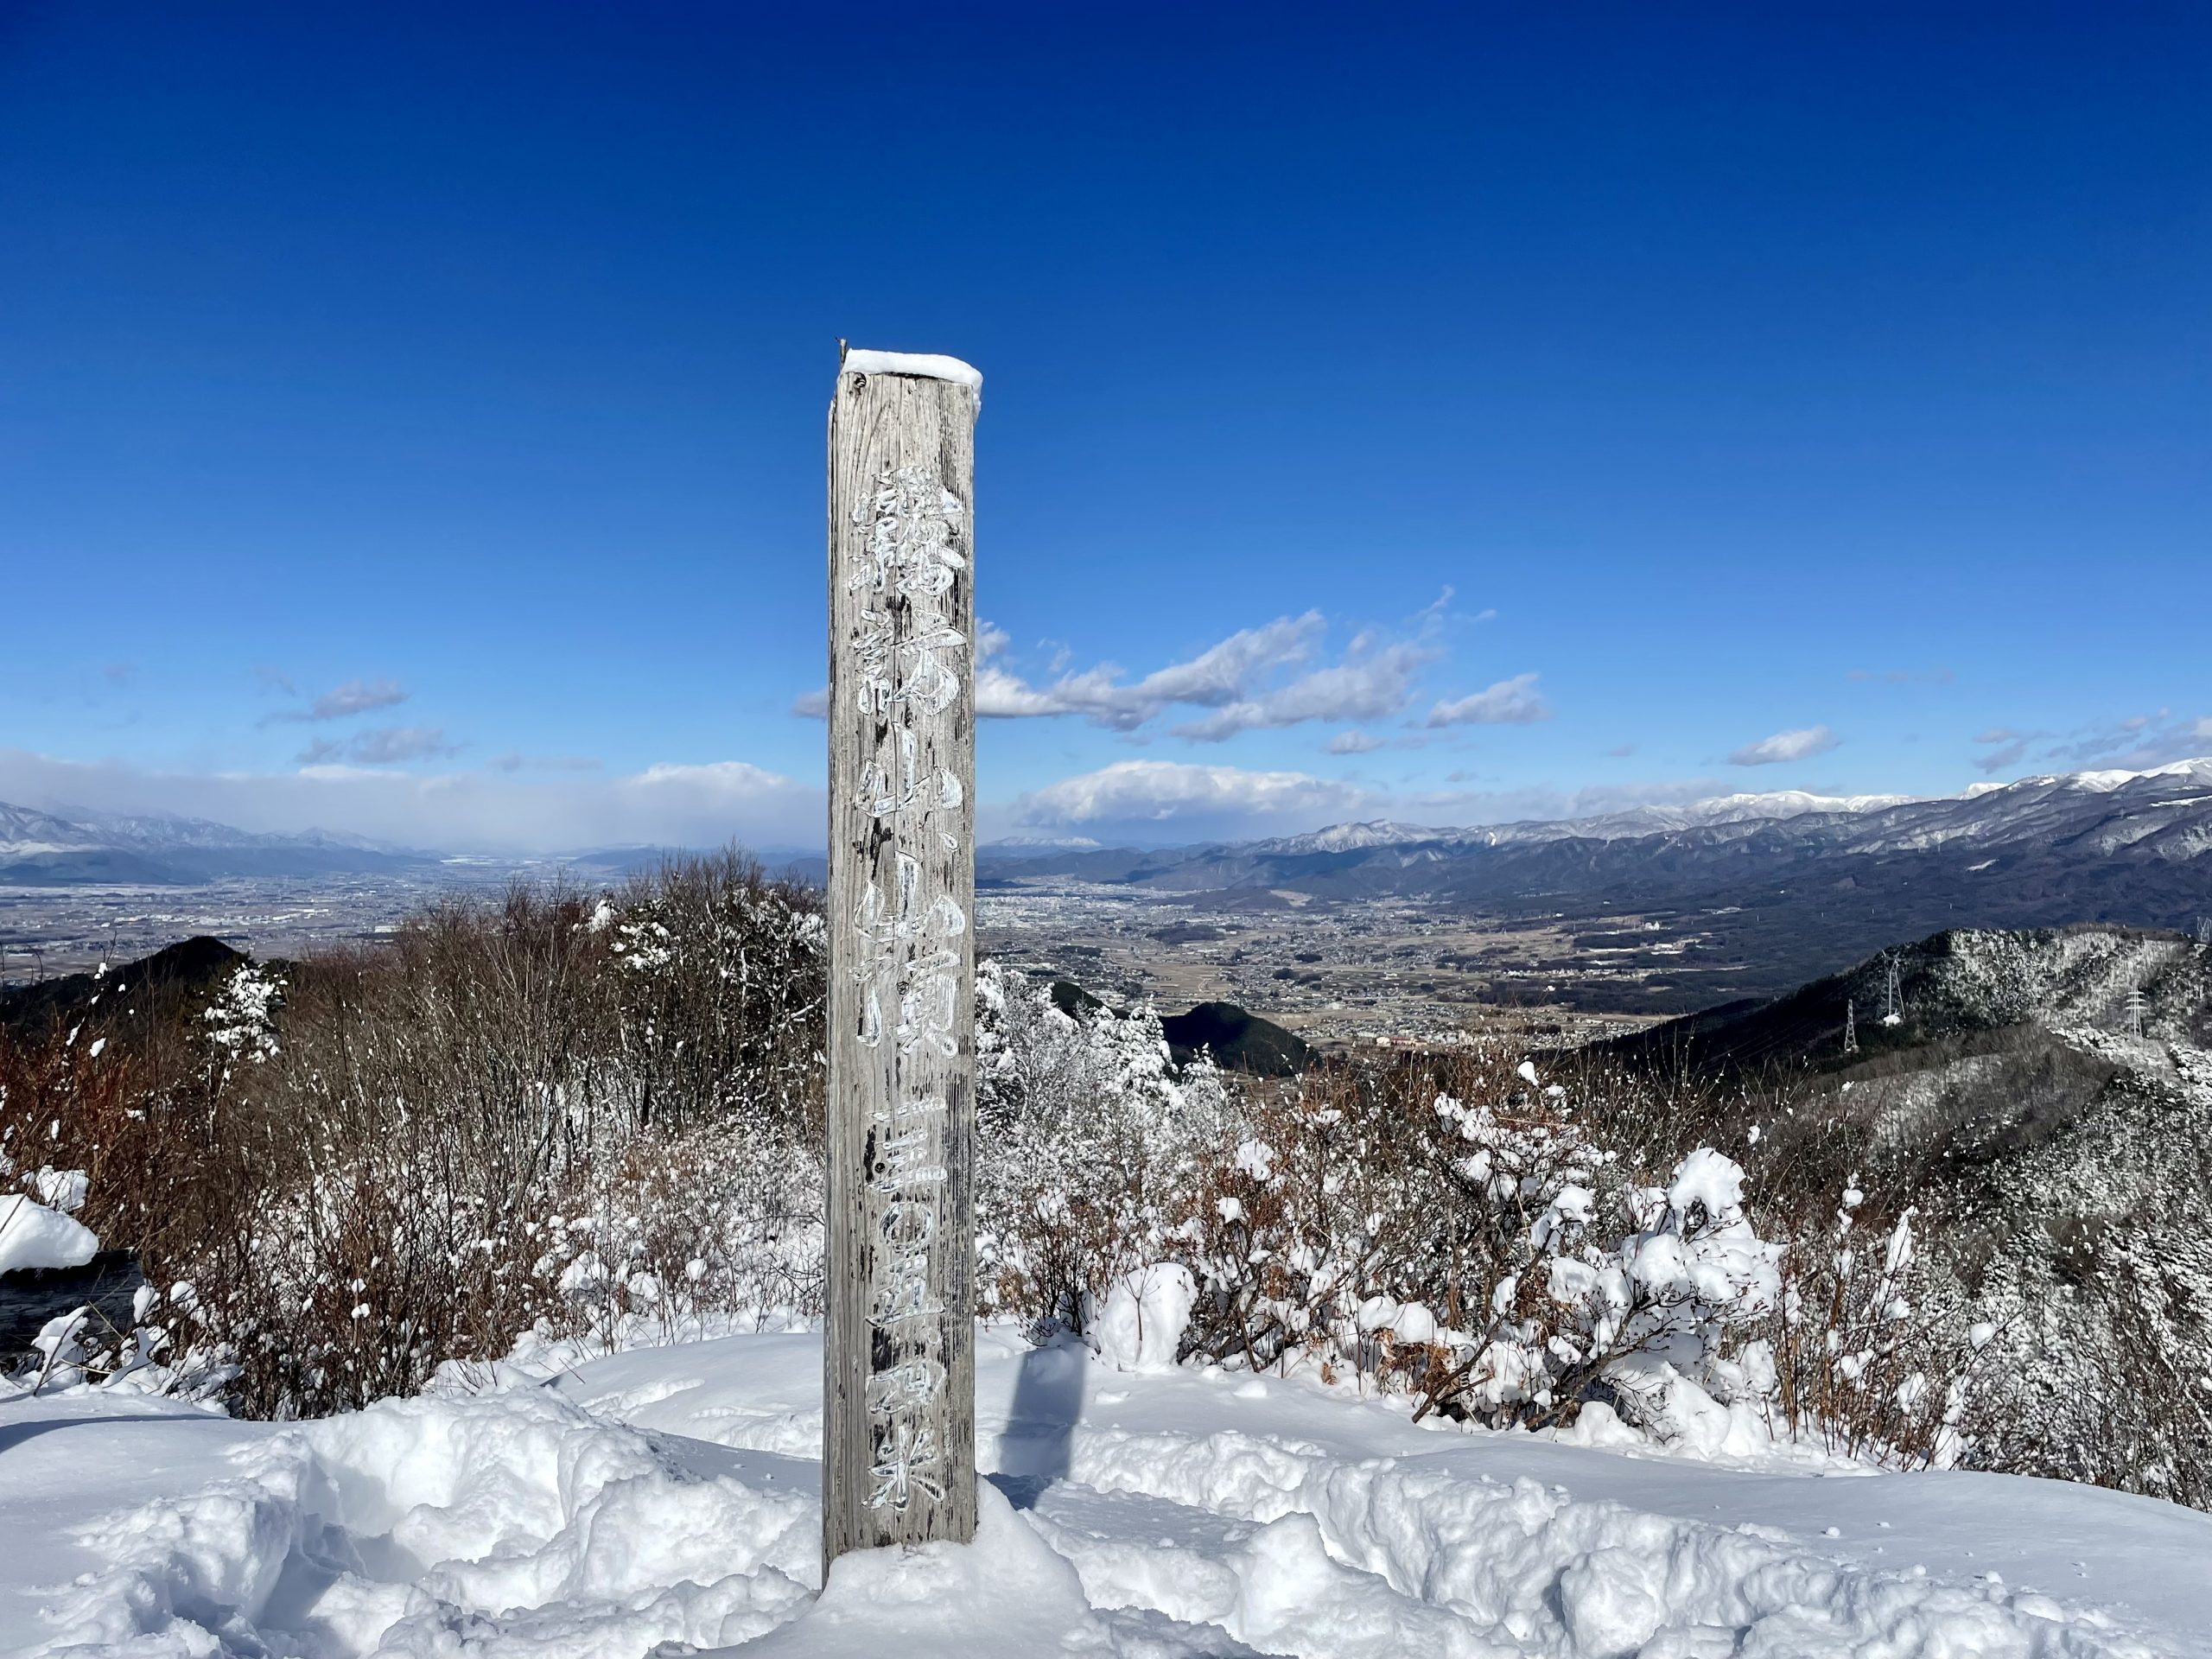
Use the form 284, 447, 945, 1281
1242, 788, 1923, 856
986, 760, 2212, 890
12, 760, 2210, 990
982, 760, 2212, 1001
0, 803, 429, 885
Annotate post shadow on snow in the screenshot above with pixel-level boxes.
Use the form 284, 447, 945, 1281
990, 1335, 1086, 1510
0, 1414, 207, 1458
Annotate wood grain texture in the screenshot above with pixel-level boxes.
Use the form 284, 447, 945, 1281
823, 352, 979, 1567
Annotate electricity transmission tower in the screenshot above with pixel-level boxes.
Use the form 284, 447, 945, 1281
2123, 981, 2147, 1039
1843, 997, 1859, 1056
1881, 952, 1903, 1026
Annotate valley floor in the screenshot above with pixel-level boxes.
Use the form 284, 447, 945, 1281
3, 1328, 2209, 1657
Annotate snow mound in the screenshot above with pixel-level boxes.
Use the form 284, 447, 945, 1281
1090, 1264, 1197, 1374
0, 1192, 100, 1275
26, 1388, 817, 1657
730, 1480, 1112, 1656
14, 1330, 2204, 1658
1044, 1421, 2166, 1657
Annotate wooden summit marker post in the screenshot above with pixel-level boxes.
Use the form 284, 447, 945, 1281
823, 345, 982, 1565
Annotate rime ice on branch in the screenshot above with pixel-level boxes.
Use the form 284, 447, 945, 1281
823, 346, 982, 1564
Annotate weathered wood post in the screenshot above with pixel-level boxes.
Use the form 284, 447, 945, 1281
823, 346, 982, 1565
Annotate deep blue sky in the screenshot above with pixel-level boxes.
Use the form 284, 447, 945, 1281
3, 2, 2206, 849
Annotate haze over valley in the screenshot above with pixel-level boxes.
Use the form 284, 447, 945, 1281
11, 758, 2208, 1048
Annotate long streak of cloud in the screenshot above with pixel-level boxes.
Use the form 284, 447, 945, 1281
262, 677, 411, 724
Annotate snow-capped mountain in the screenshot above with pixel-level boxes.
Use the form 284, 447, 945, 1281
1248, 820, 1455, 855
988, 760, 2212, 1002
1249, 790, 1933, 857
1255, 760, 2212, 862
0, 802, 110, 856
983, 833, 1105, 855
0, 801, 426, 884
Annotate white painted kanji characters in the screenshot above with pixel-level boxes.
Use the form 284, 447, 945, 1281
839, 455, 971, 1520
868, 1417, 948, 1511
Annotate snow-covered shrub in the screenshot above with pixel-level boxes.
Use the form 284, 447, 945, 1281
1726, 1006, 2212, 1495
1176, 1063, 1429, 1382
601, 851, 827, 1135
16, 873, 2203, 1505
0, 1145, 233, 1402
10, 1281, 232, 1401
202, 963, 283, 1069
976, 963, 1229, 1335
0, 1003, 243, 1304
1926, 1058, 2212, 1509
531, 1120, 826, 1347
976, 1016, 1785, 1438
0, 855, 833, 1418
1760, 1174, 1983, 1468
1172, 1052, 1783, 1434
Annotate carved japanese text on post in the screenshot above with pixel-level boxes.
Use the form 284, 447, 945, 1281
823, 352, 980, 1563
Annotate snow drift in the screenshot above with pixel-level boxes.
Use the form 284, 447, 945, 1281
6, 1328, 2207, 1657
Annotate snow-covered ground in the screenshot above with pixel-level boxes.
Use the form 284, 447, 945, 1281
5, 1327, 2209, 1657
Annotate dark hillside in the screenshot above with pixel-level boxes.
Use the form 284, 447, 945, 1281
0, 935, 249, 1039
1043, 977, 1313, 1077
1160, 1001, 1313, 1077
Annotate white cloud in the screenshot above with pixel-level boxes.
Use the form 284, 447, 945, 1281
1425, 672, 1552, 728
1173, 635, 1440, 741
804, 603, 1486, 741
1035, 613, 1325, 730
623, 760, 791, 793
3, 742, 1757, 859
1001, 760, 1728, 843
1729, 725, 1840, 766
976, 664, 1076, 717
1327, 730, 1388, 754
968, 620, 1072, 716
791, 613, 1329, 728
1971, 728, 2037, 772
1014, 760, 1368, 826
486, 753, 601, 773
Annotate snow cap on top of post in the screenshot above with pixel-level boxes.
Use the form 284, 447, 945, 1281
840, 346, 983, 391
